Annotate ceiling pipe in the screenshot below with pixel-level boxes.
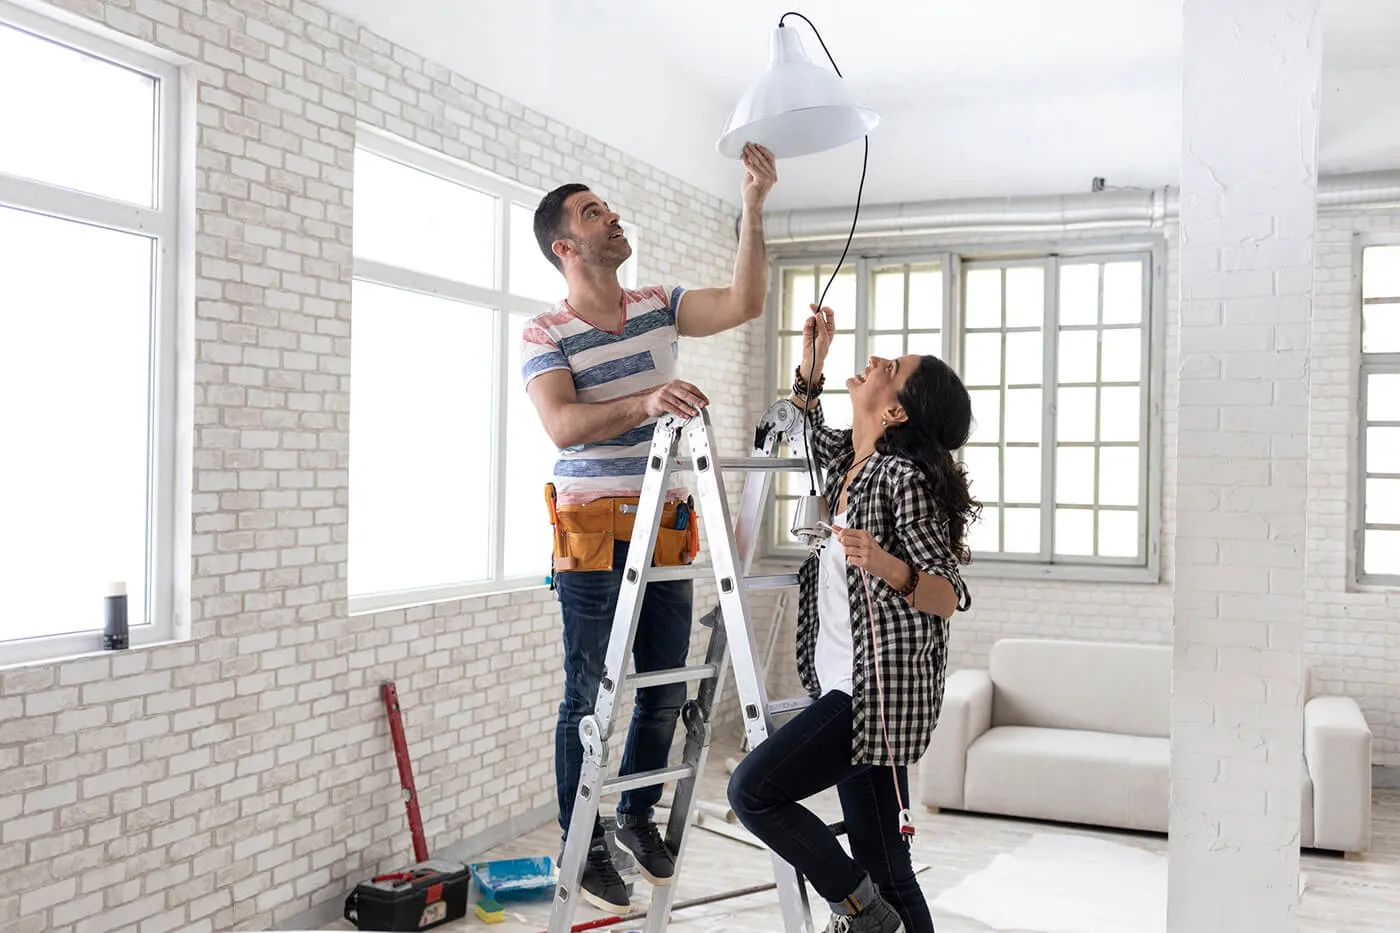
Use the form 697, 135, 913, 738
761, 170, 1400, 244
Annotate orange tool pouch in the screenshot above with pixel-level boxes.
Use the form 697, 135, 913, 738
545, 484, 697, 573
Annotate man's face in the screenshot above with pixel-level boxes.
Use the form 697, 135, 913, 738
559, 190, 631, 270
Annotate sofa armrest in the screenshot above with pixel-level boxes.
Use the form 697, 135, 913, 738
919, 669, 993, 810
1305, 696, 1372, 854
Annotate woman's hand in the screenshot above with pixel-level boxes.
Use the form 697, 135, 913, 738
799, 304, 835, 380
830, 524, 909, 590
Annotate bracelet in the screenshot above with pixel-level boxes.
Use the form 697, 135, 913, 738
895, 564, 919, 599
793, 367, 826, 399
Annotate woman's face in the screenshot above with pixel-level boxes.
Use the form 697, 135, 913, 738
848, 353, 919, 417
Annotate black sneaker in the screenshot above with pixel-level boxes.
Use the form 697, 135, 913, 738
825, 892, 904, 933
578, 837, 630, 913
613, 815, 676, 886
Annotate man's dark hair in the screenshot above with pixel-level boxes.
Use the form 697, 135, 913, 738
534, 183, 591, 272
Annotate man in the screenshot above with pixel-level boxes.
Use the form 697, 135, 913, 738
521, 143, 778, 911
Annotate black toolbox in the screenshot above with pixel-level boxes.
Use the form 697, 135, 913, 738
343, 859, 470, 931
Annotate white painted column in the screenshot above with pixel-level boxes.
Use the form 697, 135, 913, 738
1169, 1, 1322, 931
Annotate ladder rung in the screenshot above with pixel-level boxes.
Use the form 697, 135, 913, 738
768, 696, 814, 716
624, 664, 718, 690
718, 457, 811, 472
602, 764, 695, 796
747, 573, 799, 590
667, 457, 811, 473
646, 565, 708, 582
641, 566, 801, 587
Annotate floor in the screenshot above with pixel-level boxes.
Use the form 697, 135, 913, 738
325, 741, 1400, 933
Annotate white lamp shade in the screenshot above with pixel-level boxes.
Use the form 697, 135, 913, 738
717, 25, 878, 160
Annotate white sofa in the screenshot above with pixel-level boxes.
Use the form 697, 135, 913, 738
919, 638, 1373, 855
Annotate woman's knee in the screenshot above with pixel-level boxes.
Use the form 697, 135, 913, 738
726, 755, 771, 819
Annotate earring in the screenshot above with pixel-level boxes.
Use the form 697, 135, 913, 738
881, 418, 887, 426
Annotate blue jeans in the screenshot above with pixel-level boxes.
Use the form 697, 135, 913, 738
728, 690, 934, 933
555, 540, 693, 841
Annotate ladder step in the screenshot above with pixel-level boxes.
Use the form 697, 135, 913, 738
643, 566, 801, 587
624, 664, 718, 690
748, 572, 799, 590
602, 764, 695, 796
768, 696, 814, 716
668, 457, 811, 473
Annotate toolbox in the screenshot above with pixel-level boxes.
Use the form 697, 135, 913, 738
343, 859, 470, 931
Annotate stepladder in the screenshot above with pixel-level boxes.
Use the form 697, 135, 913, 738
548, 399, 827, 933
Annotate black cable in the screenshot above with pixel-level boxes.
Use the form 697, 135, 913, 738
777, 13, 869, 498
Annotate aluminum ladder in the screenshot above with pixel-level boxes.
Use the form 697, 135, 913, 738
547, 399, 825, 933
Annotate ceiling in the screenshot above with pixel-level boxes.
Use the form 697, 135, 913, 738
320, 0, 1400, 210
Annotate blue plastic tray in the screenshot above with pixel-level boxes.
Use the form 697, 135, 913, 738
469, 856, 556, 902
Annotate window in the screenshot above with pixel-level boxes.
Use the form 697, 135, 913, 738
766, 248, 1159, 580
348, 131, 636, 612
771, 261, 947, 539
1358, 243, 1400, 585
0, 4, 185, 664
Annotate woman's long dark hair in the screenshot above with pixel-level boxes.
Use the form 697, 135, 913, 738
874, 355, 981, 562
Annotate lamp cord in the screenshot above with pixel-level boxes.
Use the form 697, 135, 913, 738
778, 12, 869, 498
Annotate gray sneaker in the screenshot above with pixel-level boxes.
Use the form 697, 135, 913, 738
825, 892, 904, 933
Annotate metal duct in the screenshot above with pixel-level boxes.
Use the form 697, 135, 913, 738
762, 170, 1400, 243
1318, 170, 1400, 210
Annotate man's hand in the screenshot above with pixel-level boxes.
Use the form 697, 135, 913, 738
643, 379, 710, 419
741, 143, 777, 209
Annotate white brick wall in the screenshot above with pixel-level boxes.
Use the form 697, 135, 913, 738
0, 1, 755, 931
1306, 211, 1400, 762
1168, 2, 1318, 931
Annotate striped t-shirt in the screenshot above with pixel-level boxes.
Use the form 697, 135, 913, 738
520, 285, 689, 506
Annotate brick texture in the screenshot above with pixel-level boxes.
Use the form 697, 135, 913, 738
1168, 2, 1318, 930
2, 1, 759, 931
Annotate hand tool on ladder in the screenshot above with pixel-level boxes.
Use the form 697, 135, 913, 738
548, 399, 827, 933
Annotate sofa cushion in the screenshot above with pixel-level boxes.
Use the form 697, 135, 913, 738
961, 725, 1319, 845
989, 639, 1171, 737
965, 726, 1169, 833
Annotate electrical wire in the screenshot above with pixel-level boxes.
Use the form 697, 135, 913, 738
860, 566, 912, 842
777, 12, 870, 498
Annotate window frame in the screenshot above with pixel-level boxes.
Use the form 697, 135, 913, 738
0, 2, 188, 667
762, 238, 1165, 584
1355, 233, 1400, 589
347, 128, 638, 615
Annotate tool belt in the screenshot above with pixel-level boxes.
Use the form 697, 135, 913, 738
545, 484, 699, 573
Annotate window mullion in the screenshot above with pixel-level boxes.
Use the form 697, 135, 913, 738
489, 307, 509, 584
853, 255, 870, 366
1040, 257, 1058, 563
498, 196, 510, 294
997, 269, 1008, 555
943, 253, 960, 370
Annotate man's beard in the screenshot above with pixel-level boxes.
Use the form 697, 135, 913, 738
575, 235, 631, 270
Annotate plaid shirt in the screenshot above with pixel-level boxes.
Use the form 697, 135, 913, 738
794, 401, 973, 767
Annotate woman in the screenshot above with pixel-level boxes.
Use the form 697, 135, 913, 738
728, 304, 978, 933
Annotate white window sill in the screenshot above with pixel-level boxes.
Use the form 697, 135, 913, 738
962, 559, 1160, 585
0, 627, 182, 671
761, 546, 1160, 585
348, 574, 554, 617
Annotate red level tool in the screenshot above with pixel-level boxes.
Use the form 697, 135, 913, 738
381, 681, 429, 864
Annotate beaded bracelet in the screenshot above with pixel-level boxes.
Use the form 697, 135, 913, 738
793, 366, 826, 399
895, 565, 919, 599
